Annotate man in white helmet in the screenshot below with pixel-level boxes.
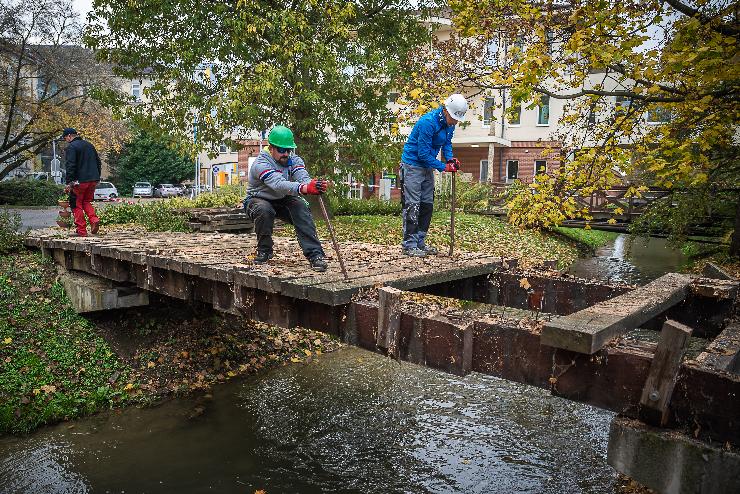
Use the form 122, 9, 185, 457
399, 93, 468, 257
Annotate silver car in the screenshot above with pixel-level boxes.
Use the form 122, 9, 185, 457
94, 181, 118, 200
153, 183, 180, 198
132, 181, 153, 197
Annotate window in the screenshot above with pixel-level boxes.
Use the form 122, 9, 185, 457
508, 104, 521, 125
507, 35, 525, 62
588, 109, 597, 124
537, 95, 550, 125
534, 160, 547, 175
647, 105, 671, 123
387, 92, 399, 103
483, 97, 495, 127
485, 37, 499, 65
346, 172, 361, 199
507, 160, 519, 182
545, 30, 555, 55
616, 94, 631, 113
480, 160, 489, 182
36, 76, 59, 99
219, 143, 229, 154
131, 82, 141, 101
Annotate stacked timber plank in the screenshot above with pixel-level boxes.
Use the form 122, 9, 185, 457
24, 229, 504, 306
179, 207, 254, 233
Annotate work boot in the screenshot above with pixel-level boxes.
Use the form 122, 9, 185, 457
253, 251, 274, 264
403, 247, 427, 257
309, 256, 328, 272
90, 220, 100, 235
419, 244, 439, 255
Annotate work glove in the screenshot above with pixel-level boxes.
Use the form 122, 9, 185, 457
300, 179, 329, 195
444, 158, 461, 173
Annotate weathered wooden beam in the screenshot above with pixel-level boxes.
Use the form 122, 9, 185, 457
695, 321, 740, 374
541, 273, 693, 354
639, 320, 693, 427
376, 286, 402, 357
702, 262, 735, 281
691, 277, 739, 300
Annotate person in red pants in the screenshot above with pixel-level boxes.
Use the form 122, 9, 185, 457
62, 128, 102, 236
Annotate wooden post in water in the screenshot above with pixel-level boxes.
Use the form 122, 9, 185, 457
639, 319, 693, 427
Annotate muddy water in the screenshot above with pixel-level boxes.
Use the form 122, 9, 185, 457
0, 348, 617, 493
568, 234, 688, 285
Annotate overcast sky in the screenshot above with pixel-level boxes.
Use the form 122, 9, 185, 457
72, 0, 94, 19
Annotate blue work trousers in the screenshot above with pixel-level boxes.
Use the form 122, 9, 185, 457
244, 196, 325, 260
400, 163, 435, 250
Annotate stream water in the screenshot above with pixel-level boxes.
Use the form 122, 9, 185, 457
0, 234, 687, 493
568, 234, 689, 285
1, 348, 616, 493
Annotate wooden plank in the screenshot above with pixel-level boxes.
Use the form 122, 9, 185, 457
702, 262, 735, 280
377, 287, 402, 356
541, 273, 693, 354
695, 321, 740, 373
639, 320, 693, 426
691, 278, 739, 300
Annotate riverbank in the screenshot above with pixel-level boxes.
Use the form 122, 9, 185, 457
0, 250, 340, 435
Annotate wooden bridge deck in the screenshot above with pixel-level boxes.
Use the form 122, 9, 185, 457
25, 229, 504, 305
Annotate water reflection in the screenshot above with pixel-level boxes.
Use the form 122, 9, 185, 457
569, 234, 688, 285
1, 348, 617, 493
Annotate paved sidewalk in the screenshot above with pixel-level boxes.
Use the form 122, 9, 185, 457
3, 207, 59, 230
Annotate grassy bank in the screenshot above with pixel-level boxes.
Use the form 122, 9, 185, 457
281, 212, 615, 269
0, 250, 340, 435
0, 251, 134, 434
551, 226, 620, 252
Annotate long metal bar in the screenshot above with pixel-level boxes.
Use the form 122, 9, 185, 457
318, 194, 349, 280
449, 172, 456, 256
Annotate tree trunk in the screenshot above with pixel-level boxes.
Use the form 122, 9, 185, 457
730, 198, 740, 258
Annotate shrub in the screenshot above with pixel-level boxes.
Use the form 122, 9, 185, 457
434, 177, 496, 212
169, 185, 246, 209
0, 209, 27, 254
98, 201, 188, 232
0, 179, 64, 206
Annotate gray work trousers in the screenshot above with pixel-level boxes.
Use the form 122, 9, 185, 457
244, 195, 325, 260
400, 163, 435, 250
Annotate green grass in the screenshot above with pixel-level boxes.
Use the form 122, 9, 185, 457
0, 252, 136, 434
551, 227, 620, 251
280, 212, 595, 268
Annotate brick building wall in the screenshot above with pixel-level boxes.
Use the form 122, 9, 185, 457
237, 140, 263, 182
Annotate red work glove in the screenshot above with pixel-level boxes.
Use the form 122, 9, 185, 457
300, 179, 328, 195
445, 158, 460, 173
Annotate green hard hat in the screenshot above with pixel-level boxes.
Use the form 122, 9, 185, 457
267, 125, 296, 149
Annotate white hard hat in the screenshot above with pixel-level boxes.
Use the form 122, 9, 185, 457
444, 93, 468, 121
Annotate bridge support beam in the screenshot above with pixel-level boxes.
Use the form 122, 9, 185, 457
59, 270, 149, 313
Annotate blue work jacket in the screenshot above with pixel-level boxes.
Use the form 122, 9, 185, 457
400, 106, 455, 171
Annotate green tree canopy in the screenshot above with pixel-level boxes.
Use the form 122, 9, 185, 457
111, 131, 194, 194
400, 0, 739, 254
84, 0, 429, 178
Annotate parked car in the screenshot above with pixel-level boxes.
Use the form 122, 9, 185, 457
132, 181, 153, 198
173, 183, 187, 196
153, 183, 180, 198
94, 181, 118, 200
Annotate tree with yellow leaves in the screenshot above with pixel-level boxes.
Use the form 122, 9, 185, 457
400, 0, 739, 256
0, 0, 126, 180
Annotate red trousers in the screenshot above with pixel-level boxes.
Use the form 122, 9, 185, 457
71, 181, 100, 236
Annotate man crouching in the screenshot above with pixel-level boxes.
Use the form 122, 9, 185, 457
243, 125, 329, 272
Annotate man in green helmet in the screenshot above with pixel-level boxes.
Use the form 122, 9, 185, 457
243, 125, 330, 272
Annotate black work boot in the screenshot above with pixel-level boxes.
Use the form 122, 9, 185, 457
253, 251, 274, 264
309, 256, 328, 272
